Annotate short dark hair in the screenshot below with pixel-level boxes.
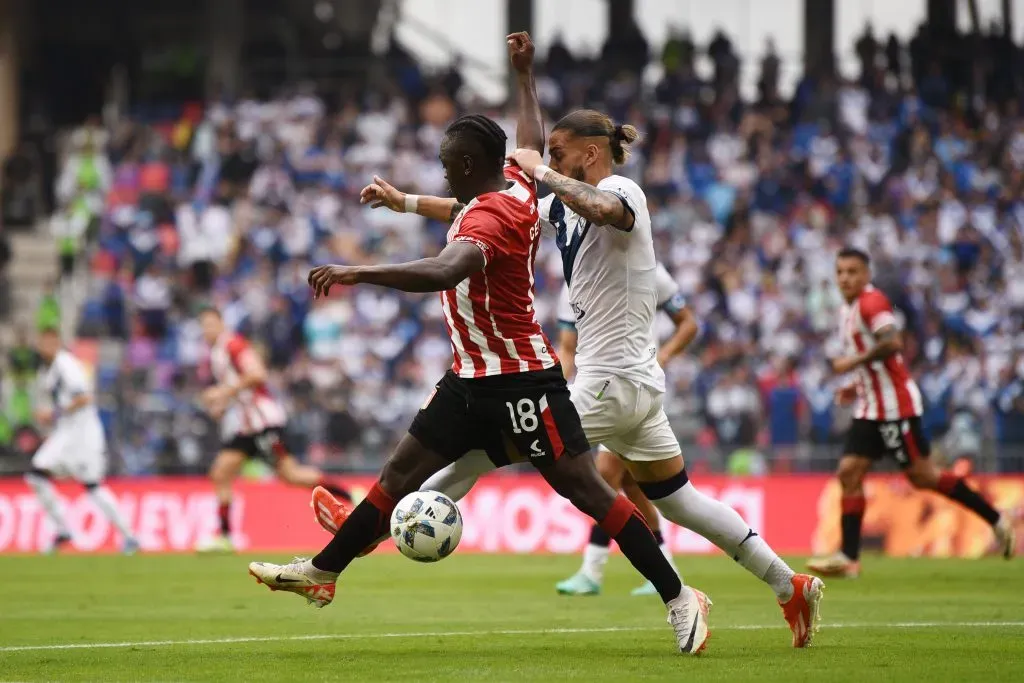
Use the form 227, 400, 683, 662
197, 304, 222, 319
443, 114, 508, 173
837, 247, 870, 265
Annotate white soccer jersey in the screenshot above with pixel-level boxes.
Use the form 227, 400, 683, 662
40, 350, 102, 427
557, 262, 685, 329
540, 175, 664, 391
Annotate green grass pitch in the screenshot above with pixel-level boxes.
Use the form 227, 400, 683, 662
0, 553, 1021, 682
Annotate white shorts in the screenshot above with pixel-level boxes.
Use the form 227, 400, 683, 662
32, 420, 107, 483
569, 373, 680, 462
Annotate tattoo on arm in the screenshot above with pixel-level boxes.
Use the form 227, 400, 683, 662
544, 172, 633, 230
862, 325, 902, 362
448, 203, 466, 222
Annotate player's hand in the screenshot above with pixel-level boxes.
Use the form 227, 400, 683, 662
831, 355, 861, 375
507, 148, 545, 178
834, 385, 857, 406
507, 32, 535, 73
359, 176, 405, 212
656, 349, 671, 368
202, 385, 235, 409
34, 408, 54, 426
308, 264, 361, 298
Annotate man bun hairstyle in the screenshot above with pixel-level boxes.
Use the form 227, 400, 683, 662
553, 109, 641, 165
444, 114, 508, 172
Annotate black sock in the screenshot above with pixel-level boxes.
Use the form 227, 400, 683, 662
840, 494, 865, 561
588, 524, 611, 547
942, 478, 1001, 526
614, 514, 682, 603
218, 503, 231, 535
312, 483, 395, 573
653, 529, 665, 546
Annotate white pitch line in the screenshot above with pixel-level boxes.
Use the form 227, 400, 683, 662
3, 621, 1024, 653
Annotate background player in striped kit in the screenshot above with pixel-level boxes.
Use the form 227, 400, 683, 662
808, 248, 1015, 578
554, 264, 698, 596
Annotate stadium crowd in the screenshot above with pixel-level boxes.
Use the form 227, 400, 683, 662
3, 20, 1024, 475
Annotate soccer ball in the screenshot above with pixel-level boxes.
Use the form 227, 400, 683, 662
390, 490, 463, 562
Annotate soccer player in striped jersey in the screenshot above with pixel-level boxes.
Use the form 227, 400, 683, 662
322, 106, 822, 647
194, 306, 351, 553
249, 33, 711, 655
554, 263, 698, 597
808, 248, 1015, 577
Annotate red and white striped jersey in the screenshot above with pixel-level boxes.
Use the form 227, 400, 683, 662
441, 165, 559, 379
209, 333, 287, 436
840, 285, 923, 420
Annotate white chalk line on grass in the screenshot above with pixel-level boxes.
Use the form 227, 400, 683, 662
3, 621, 1023, 653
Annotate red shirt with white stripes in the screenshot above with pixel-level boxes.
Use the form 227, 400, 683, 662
210, 333, 287, 436
442, 165, 559, 379
841, 285, 923, 421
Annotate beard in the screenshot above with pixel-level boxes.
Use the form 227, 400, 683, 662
569, 164, 586, 182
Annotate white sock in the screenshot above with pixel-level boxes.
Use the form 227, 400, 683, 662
88, 485, 135, 540
580, 543, 610, 584
421, 450, 496, 502
25, 473, 71, 536
302, 558, 339, 582
649, 479, 795, 601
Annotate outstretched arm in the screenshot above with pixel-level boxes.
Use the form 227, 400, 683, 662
308, 242, 485, 296
360, 176, 464, 223
507, 149, 635, 231
508, 32, 544, 154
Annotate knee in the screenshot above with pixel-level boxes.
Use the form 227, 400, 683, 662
837, 464, 864, 493
596, 459, 623, 488
208, 462, 232, 485
25, 469, 50, 484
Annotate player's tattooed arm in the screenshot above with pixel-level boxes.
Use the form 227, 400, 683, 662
542, 171, 635, 231
832, 325, 902, 374
308, 242, 485, 296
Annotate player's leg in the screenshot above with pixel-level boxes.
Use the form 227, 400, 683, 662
25, 431, 73, 551
898, 419, 1014, 558
808, 420, 883, 577
197, 447, 246, 552
274, 452, 352, 502
75, 428, 139, 554
248, 372, 477, 606
621, 470, 680, 596
556, 447, 628, 595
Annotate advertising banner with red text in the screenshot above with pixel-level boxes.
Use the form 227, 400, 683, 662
0, 474, 1020, 555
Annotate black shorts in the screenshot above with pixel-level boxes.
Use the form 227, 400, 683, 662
409, 367, 590, 466
843, 417, 930, 469
222, 427, 289, 462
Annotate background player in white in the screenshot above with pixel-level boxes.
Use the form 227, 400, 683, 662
808, 248, 1014, 577
323, 108, 821, 647
555, 263, 698, 596
195, 306, 351, 553
25, 329, 139, 554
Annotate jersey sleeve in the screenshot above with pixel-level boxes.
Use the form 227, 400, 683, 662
556, 283, 576, 331
226, 335, 250, 372
859, 290, 898, 334
654, 263, 686, 315
537, 194, 557, 239
596, 175, 646, 228
451, 206, 509, 266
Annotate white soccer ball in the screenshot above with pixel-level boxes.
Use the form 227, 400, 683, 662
390, 490, 463, 562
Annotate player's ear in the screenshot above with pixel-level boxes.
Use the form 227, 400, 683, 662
463, 155, 473, 176
586, 143, 600, 167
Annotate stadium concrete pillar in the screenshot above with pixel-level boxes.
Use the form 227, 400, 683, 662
206, 0, 245, 100
506, 0, 534, 90
927, 0, 957, 36
1002, 0, 1013, 37
608, 0, 635, 30
0, 0, 19, 167
803, 0, 835, 75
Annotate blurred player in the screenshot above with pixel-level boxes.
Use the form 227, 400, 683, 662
554, 264, 697, 597
325, 106, 822, 647
26, 329, 139, 554
194, 306, 351, 553
249, 33, 712, 656
808, 248, 1015, 577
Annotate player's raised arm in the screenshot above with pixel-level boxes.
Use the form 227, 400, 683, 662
360, 175, 464, 223
507, 145, 637, 231
309, 241, 485, 296
508, 31, 544, 154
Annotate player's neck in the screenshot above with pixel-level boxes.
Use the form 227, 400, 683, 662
583, 165, 613, 187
